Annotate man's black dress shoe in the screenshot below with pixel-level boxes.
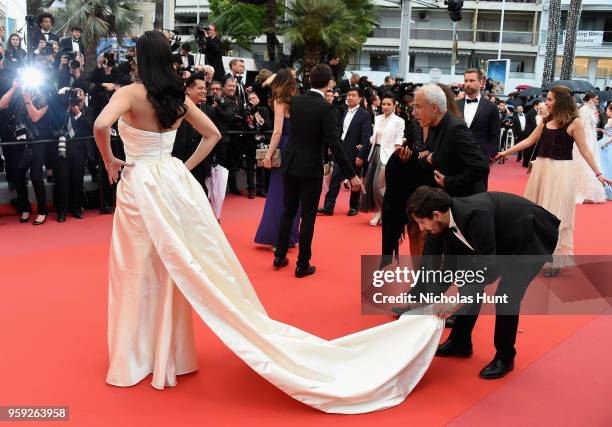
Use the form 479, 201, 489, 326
247, 191, 255, 199
273, 257, 289, 268
229, 188, 242, 195
101, 205, 114, 214
57, 213, 66, 223
256, 191, 267, 198
479, 358, 514, 379
295, 265, 316, 278
347, 208, 358, 216
435, 338, 473, 357
71, 210, 84, 219
445, 314, 456, 328
317, 208, 333, 216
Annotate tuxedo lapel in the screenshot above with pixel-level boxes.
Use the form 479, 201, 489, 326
471, 98, 487, 128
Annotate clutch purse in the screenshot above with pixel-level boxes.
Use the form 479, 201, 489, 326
256, 148, 281, 168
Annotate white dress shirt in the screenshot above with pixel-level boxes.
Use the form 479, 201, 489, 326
341, 106, 359, 141
449, 208, 474, 251
463, 95, 481, 128
72, 39, 81, 52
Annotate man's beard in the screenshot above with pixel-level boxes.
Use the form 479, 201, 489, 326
464, 86, 477, 96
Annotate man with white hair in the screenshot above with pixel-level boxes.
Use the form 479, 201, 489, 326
413, 84, 489, 197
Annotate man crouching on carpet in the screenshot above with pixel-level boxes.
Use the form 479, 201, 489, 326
405, 186, 560, 379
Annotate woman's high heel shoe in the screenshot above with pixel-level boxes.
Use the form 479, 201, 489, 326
33, 214, 47, 226
19, 213, 30, 223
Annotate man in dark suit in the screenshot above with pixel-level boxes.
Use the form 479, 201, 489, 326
521, 99, 541, 168
457, 68, 501, 172
54, 88, 93, 222
178, 43, 195, 69
172, 73, 211, 192
29, 13, 60, 56
319, 86, 372, 216
407, 186, 560, 379
414, 84, 490, 198
202, 25, 226, 82
59, 26, 85, 55
274, 64, 364, 277
223, 58, 247, 105
512, 105, 528, 162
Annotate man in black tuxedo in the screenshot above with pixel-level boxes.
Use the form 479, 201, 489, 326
202, 25, 225, 82
512, 105, 528, 162
521, 99, 541, 168
178, 43, 195, 69
457, 68, 501, 172
407, 186, 560, 379
224, 58, 247, 105
274, 64, 364, 277
319, 86, 372, 216
30, 13, 60, 56
59, 26, 85, 55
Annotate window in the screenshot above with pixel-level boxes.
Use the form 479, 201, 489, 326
597, 59, 612, 78
370, 54, 390, 72
555, 57, 589, 77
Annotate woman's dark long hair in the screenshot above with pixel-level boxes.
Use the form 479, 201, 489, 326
270, 68, 297, 112
436, 83, 462, 118
136, 31, 187, 129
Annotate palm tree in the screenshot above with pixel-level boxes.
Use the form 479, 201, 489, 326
265, 0, 280, 62
542, 0, 561, 87
560, 0, 582, 80
26, 0, 56, 16
55, 0, 142, 70
279, 0, 376, 77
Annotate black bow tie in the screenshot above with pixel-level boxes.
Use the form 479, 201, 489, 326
466, 98, 478, 104
72, 39, 79, 43
235, 75, 242, 82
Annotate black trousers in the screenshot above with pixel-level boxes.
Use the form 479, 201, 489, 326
323, 161, 360, 211
54, 141, 86, 214
275, 173, 323, 268
448, 260, 545, 362
242, 138, 268, 194
15, 143, 48, 215
100, 138, 125, 209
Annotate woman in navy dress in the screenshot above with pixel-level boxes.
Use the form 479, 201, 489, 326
255, 70, 299, 247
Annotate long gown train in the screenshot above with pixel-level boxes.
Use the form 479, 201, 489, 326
106, 118, 444, 414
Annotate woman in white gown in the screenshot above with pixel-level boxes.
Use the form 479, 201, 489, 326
575, 93, 606, 204
94, 31, 443, 414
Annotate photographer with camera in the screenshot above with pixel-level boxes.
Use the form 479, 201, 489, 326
0, 79, 52, 225
198, 24, 225, 82
54, 88, 91, 222
59, 26, 85, 56
30, 13, 59, 57
172, 72, 212, 192
0, 45, 18, 188
217, 77, 246, 195
224, 59, 247, 105
58, 54, 89, 94
244, 91, 272, 198
90, 52, 118, 117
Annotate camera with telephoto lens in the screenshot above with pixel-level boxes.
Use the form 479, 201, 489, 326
67, 89, 81, 107
103, 52, 116, 68
58, 134, 67, 158
64, 51, 77, 61
245, 101, 259, 117
205, 94, 219, 106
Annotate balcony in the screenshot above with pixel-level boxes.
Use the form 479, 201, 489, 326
539, 30, 612, 48
407, 28, 533, 44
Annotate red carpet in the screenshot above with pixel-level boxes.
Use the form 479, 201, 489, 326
0, 159, 610, 426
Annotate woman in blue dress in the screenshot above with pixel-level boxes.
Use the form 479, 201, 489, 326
255, 70, 300, 247
598, 102, 612, 200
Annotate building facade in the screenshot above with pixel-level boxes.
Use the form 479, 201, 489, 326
173, 0, 611, 89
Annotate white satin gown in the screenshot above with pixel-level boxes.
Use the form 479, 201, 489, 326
106, 117, 444, 414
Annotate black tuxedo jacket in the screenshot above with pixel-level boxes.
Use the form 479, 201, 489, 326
443, 192, 560, 284
283, 91, 356, 179
427, 112, 490, 197
339, 107, 372, 162
70, 106, 94, 138
458, 96, 501, 158
203, 36, 225, 81
30, 29, 60, 48
59, 37, 85, 54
